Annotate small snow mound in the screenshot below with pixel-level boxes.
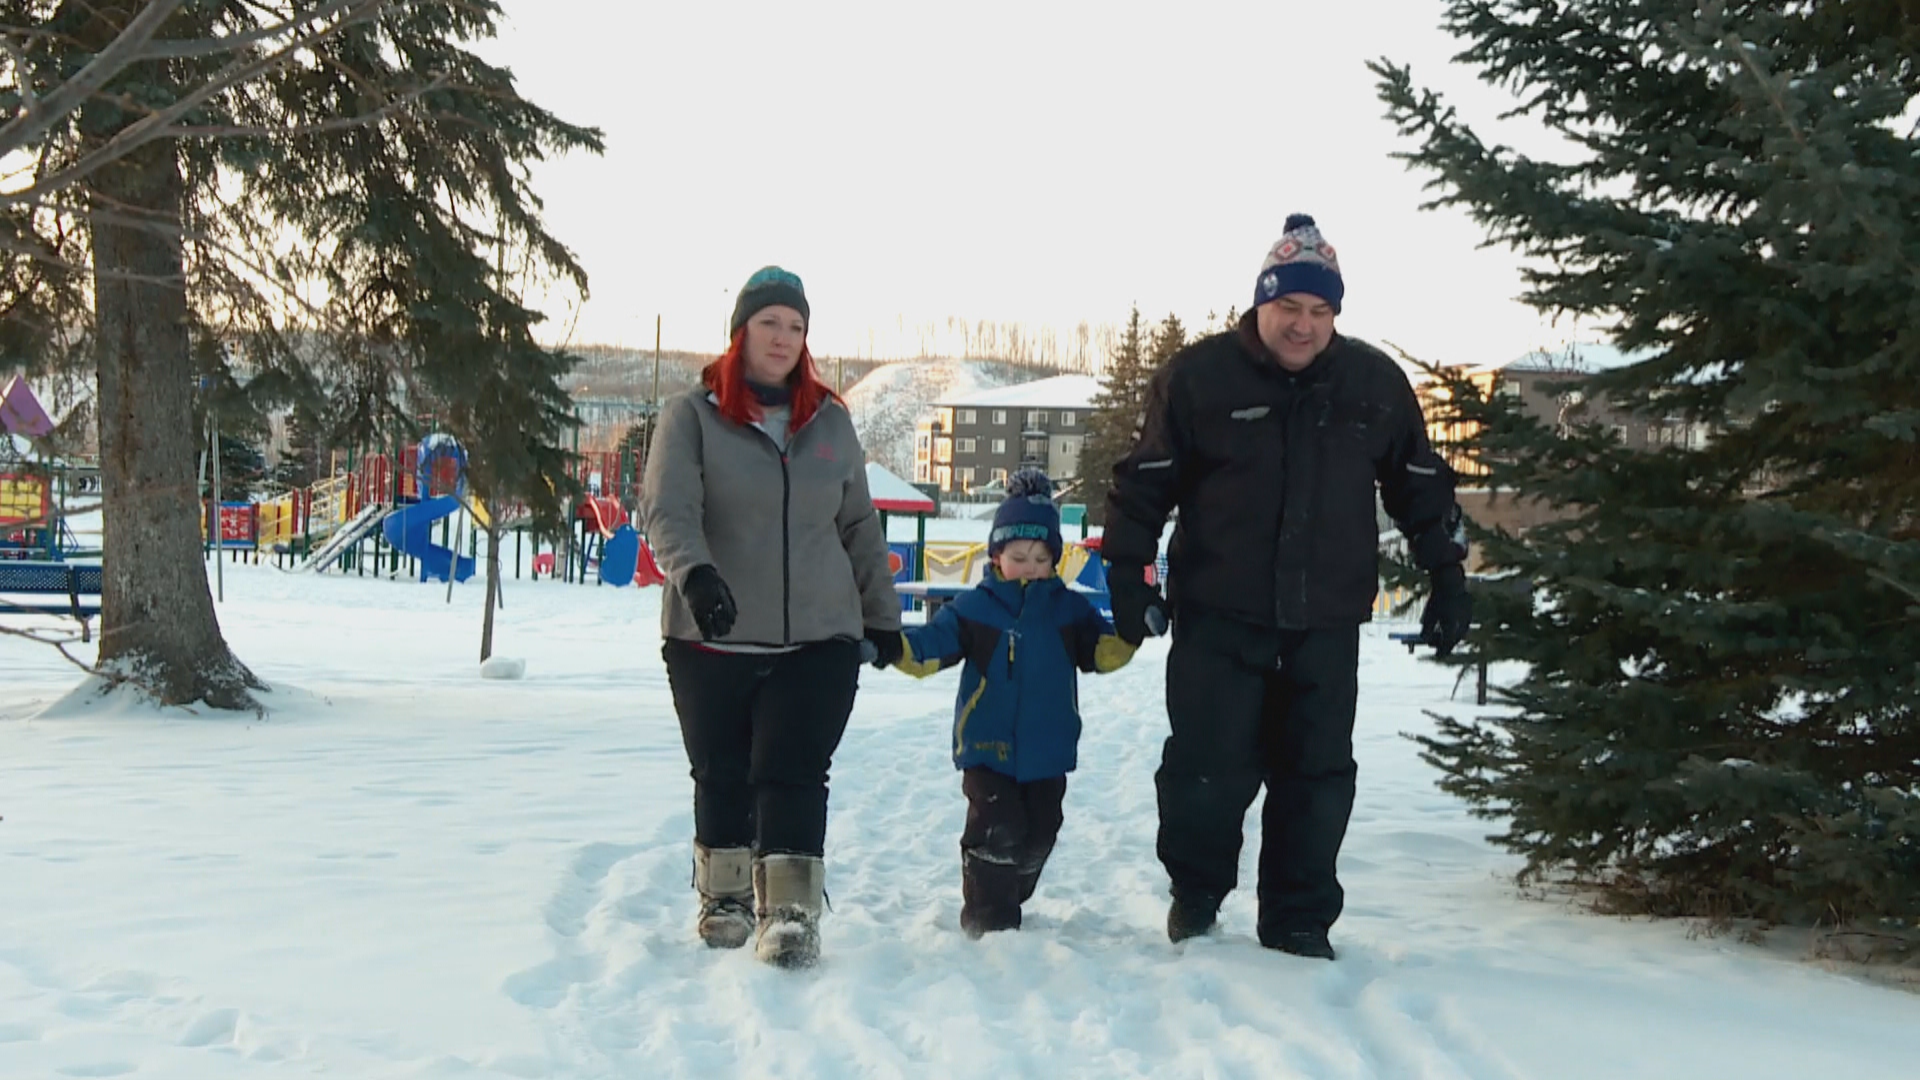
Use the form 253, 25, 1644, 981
480, 656, 526, 681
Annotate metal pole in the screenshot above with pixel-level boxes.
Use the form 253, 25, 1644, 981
446, 501, 464, 604
211, 420, 224, 602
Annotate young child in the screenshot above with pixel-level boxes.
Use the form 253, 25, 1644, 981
888, 469, 1136, 937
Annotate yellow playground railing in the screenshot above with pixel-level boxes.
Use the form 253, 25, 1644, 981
257, 493, 302, 549
305, 474, 355, 539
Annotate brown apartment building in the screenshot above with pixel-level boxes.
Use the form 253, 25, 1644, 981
1416, 343, 1704, 551
912, 374, 1102, 496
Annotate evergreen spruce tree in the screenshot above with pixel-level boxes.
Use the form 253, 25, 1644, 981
1146, 313, 1187, 369
211, 435, 265, 503
1081, 306, 1151, 526
1373, 2, 1920, 922
270, 406, 326, 492
0, 3, 600, 709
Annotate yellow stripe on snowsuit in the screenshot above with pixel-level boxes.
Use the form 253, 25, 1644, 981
952, 676, 989, 760
894, 633, 946, 679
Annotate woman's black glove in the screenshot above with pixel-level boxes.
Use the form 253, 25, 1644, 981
864, 626, 905, 669
682, 565, 737, 640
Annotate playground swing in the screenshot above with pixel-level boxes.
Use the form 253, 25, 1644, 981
572, 487, 663, 588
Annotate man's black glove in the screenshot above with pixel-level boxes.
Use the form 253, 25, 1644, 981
864, 626, 904, 669
1420, 563, 1473, 658
1107, 564, 1168, 646
681, 564, 737, 640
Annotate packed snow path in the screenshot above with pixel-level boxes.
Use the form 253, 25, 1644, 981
4, 565, 1916, 1078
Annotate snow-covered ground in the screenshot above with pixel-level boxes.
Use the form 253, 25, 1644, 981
5, 560, 1919, 1079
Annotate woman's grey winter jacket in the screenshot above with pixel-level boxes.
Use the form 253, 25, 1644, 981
641, 389, 901, 646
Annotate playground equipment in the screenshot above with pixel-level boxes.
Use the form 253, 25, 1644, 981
380, 433, 477, 585
194, 423, 663, 589
1, 376, 98, 562
573, 490, 663, 587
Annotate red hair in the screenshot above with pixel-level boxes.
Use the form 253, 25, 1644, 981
701, 329, 837, 433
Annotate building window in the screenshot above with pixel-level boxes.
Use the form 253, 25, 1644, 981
1023, 438, 1047, 461
958, 409, 977, 425
936, 465, 952, 491
959, 466, 976, 490
934, 438, 952, 463
956, 437, 976, 454
1026, 410, 1049, 428
992, 410, 1007, 425
1059, 411, 1076, 427
991, 468, 1008, 486
991, 438, 1007, 455
914, 463, 929, 482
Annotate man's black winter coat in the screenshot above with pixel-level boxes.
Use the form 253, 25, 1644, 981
1102, 318, 1465, 630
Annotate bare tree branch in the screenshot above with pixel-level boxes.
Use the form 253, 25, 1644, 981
138, 0, 396, 59
0, 0, 400, 209
164, 71, 452, 140
0, 0, 186, 165
0, 621, 176, 704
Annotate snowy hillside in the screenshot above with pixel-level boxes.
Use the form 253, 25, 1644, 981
843, 359, 1044, 479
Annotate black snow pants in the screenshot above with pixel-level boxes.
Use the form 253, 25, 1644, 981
958, 766, 1068, 936
663, 638, 861, 857
1154, 610, 1361, 938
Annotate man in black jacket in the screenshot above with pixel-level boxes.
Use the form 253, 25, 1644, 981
1102, 213, 1473, 960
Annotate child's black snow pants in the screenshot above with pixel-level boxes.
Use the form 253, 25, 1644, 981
959, 766, 1068, 937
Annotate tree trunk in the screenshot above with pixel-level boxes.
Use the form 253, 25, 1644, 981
89, 137, 262, 711
480, 519, 502, 662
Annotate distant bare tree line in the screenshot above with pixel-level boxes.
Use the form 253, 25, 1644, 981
559, 307, 1247, 407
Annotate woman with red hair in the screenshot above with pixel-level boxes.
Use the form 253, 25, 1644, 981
642, 266, 901, 969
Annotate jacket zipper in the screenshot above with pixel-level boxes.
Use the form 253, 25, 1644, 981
780, 450, 792, 643
737, 399, 828, 646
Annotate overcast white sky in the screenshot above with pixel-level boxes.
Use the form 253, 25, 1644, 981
487, 0, 1593, 366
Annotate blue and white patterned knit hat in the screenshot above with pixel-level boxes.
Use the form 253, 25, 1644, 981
988, 469, 1063, 564
1254, 214, 1344, 314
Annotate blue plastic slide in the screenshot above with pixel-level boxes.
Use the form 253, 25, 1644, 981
381, 495, 477, 584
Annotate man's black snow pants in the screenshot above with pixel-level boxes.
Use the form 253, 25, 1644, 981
1155, 610, 1361, 937
958, 766, 1068, 935
663, 638, 861, 857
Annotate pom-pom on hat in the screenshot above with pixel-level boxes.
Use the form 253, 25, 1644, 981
1254, 213, 1344, 314
988, 469, 1063, 564
729, 265, 810, 337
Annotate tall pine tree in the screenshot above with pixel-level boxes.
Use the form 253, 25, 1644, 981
1146, 313, 1187, 370
1081, 306, 1151, 526
2, 2, 600, 710
1373, 2, 1920, 923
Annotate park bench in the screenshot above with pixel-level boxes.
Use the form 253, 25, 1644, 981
0, 559, 104, 641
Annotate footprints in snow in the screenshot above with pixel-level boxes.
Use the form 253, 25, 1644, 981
498, 661, 1523, 1078
1315, 954, 1528, 1080
0, 954, 274, 1071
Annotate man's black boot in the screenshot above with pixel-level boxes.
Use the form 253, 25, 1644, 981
1167, 891, 1222, 943
1263, 927, 1336, 961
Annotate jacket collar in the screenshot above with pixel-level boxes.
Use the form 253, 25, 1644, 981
981, 570, 1065, 613
1234, 309, 1344, 386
